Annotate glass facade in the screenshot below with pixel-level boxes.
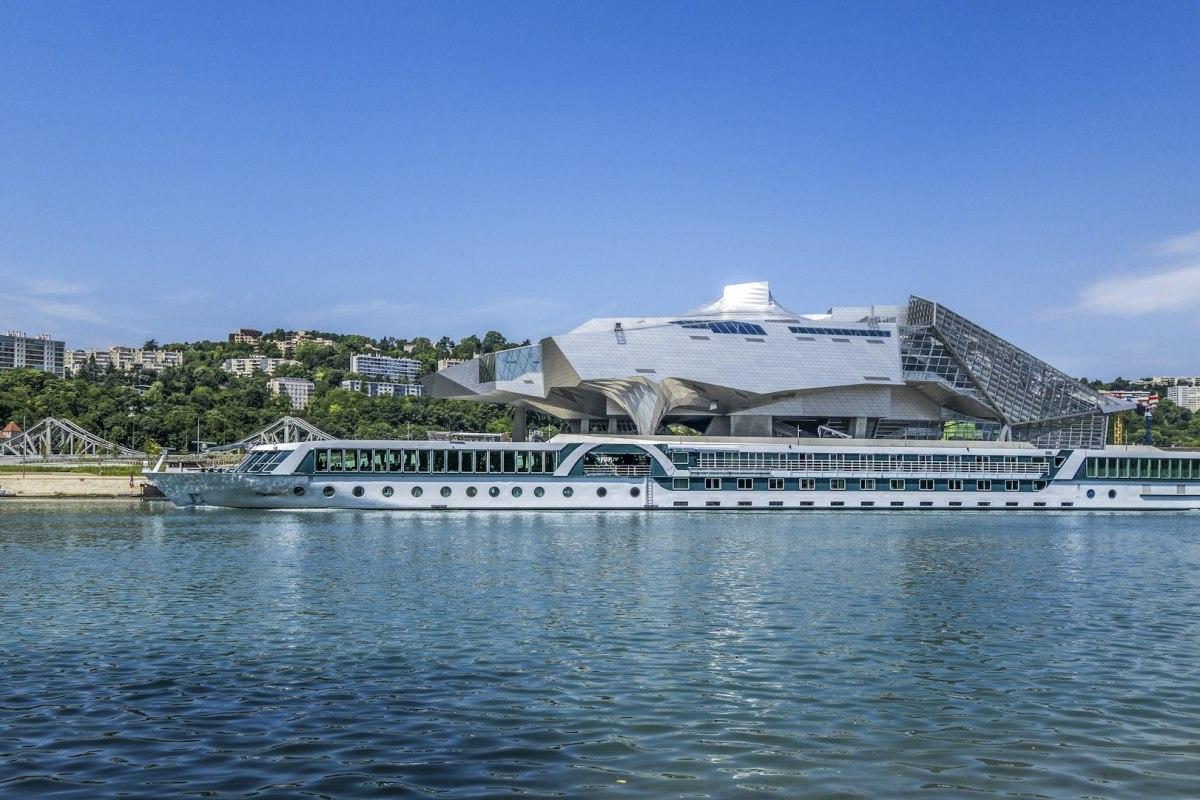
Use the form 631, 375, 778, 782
478, 344, 542, 383
905, 297, 1113, 448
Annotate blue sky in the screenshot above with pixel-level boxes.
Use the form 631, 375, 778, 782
2, 2, 1198, 378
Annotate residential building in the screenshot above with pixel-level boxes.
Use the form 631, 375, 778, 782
278, 330, 335, 356
349, 354, 421, 383
0, 331, 65, 377
1167, 386, 1200, 412
1131, 376, 1200, 388
220, 356, 301, 376
65, 346, 183, 374
1, 421, 21, 440
426, 280, 1131, 447
268, 377, 314, 409
437, 358, 466, 372
228, 328, 263, 345
340, 379, 425, 398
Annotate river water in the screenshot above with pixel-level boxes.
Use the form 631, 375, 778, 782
1, 502, 1198, 798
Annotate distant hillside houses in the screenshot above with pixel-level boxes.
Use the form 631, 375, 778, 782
221, 356, 301, 376
65, 346, 183, 374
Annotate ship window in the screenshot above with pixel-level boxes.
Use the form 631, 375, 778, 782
860, 479, 875, 490
358, 450, 371, 471
418, 450, 431, 473
705, 478, 722, 490
596, 487, 607, 497
440, 486, 451, 497
1005, 480, 1020, 492
352, 486, 364, 497
673, 478, 690, 490
489, 451, 502, 473
672, 451, 690, 466
339, 449, 355, 472
545, 451, 558, 473
947, 479, 962, 491
322, 485, 335, 497
316, 450, 330, 472
737, 478, 753, 490
382, 486, 394, 497
977, 480, 992, 491
800, 478, 816, 490
466, 486, 477, 497
388, 450, 403, 472
503, 451, 516, 473
512, 486, 523, 497
1033, 481, 1046, 490
489, 486, 500, 497
448, 450, 461, 472
372, 450, 385, 471
328, 449, 344, 471
890, 479, 905, 491
460, 451, 474, 473
534, 486, 545, 497
411, 486, 423, 497
476, 451, 489, 473
563, 486, 574, 497
531, 451, 543, 473
433, 450, 446, 472
830, 479, 846, 491
768, 478, 784, 490
919, 479, 934, 491
293, 485, 305, 496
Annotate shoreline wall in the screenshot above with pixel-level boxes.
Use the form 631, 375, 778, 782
0, 473, 149, 498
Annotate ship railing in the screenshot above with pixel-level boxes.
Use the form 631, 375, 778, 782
582, 464, 651, 476
688, 463, 1047, 477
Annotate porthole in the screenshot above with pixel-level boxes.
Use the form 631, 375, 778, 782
440, 486, 452, 497
382, 486, 394, 497
411, 486, 423, 497
1108, 489, 1117, 499
534, 487, 545, 497
630, 487, 641, 498
322, 486, 335, 497
293, 486, 305, 496
596, 487, 608, 498
466, 486, 477, 497
1086, 489, 1095, 499
489, 486, 500, 497
511, 487, 523, 498
352, 486, 365, 497
563, 486, 574, 497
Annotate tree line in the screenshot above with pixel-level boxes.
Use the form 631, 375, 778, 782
0, 330, 533, 454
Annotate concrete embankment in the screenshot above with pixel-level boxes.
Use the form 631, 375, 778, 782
0, 473, 151, 498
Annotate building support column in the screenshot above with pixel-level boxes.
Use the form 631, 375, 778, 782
512, 405, 527, 442
852, 417, 869, 438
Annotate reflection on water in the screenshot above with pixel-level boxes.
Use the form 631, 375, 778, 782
1, 502, 1199, 798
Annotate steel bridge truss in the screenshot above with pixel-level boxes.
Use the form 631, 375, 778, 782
0, 417, 144, 460
210, 416, 333, 452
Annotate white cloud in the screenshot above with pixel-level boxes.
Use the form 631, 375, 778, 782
1075, 263, 1200, 316
1154, 229, 1200, 257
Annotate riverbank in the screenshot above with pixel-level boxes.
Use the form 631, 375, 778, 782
0, 472, 150, 498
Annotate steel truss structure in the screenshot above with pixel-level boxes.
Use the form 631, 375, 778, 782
0, 417, 144, 460
210, 416, 333, 452
905, 297, 1118, 448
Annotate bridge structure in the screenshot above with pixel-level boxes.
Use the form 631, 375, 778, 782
209, 416, 333, 453
0, 417, 144, 461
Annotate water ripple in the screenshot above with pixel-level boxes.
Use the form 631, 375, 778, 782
1, 502, 1199, 798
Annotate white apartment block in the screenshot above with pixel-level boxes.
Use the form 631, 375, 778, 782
65, 347, 183, 374
350, 354, 420, 382
278, 330, 335, 356
340, 379, 425, 398
221, 356, 301, 376
268, 377, 314, 409
1, 331, 65, 377
1167, 385, 1200, 411
437, 358, 466, 372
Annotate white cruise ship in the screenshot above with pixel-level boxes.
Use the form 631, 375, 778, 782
145, 435, 1200, 511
